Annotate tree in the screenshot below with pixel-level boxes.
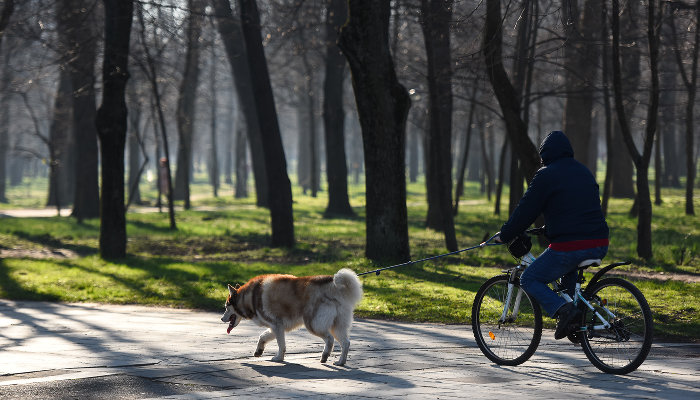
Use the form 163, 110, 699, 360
482, 0, 539, 182
453, 84, 477, 215
135, 3, 176, 229
45, 68, 74, 209
238, 0, 295, 247
60, 0, 100, 221
563, 0, 603, 174
211, 0, 269, 208
322, 0, 355, 218
339, 0, 410, 262
96, 0, 133, 258
610, 0, 639, 199
207, 37, 220, 198
421, 0, 457, 252
611, 0, 662, 259
173, 0, 206, 209
669, 0, 699, 215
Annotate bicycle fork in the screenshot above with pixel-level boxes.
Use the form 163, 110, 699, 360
499, 282, 525, 324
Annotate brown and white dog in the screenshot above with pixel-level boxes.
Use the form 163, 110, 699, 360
221, 268, 363, 365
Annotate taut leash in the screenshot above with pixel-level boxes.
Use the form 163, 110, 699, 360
357, 234, 502, 277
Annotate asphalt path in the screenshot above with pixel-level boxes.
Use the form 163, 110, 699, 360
0, 300, 698, 399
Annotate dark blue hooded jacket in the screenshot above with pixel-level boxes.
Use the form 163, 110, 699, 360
499, 131, 609, 245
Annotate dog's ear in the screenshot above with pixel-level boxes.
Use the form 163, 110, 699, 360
227, 284, 236, 296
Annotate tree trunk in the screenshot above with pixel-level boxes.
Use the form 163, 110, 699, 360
610, 0, 640, 199
208, 43, 220, 198
234, 124, 248, 198
481, 122, 494, 201
421, 0, 457, 251
96, 0, 133, 259
60, 0, 99, 220
494, 136, 508, 215
563, 0, 602, 173
669, 1, 699, 215
211, 0, 268, 208
136, 4, 176, 229
127, 100, 142, 205
173, 0, 205, 209
224, 98, 234, 186
0, 0, 14, 48
453, 91, 475, 215
339, 0, 410, 262
296, 95, 311, 192
0, 60, 7, 203
0, 0, 13, 203
408, 124, 419, 183
238, 0, 295, 247
611, 0, 661, 259
323, 0, 354, 217
483, 0, 539, 182
44, 65, 73, 207
601, 0, 613, 216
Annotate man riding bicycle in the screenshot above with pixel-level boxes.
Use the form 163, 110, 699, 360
493, 131, 609, 340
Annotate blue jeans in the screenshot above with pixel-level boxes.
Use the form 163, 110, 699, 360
520, 246, 608, 317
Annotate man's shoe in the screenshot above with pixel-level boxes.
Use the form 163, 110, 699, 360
554, 303, 581, 340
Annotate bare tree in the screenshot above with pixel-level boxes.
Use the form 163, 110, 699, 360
563, 0, 603, 173
211, 0, 269, 208
482, 0, 539, 181
238, 0, 295, 247
135, 3, 176, 229
339, 0, 410, 262
669, 0, 699, 215
421, 0, 457, 251
60, 0, 100, 221
322, 0, 355, 218
173, 0, 206, 209
96, 0, 134, 258
611, 0, 662, 259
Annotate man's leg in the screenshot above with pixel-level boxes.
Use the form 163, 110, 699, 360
519, 248, 577, 317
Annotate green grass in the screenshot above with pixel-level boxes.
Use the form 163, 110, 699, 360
0, 174, 698, 341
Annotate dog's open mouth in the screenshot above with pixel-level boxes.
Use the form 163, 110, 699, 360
227, 315, 236, 334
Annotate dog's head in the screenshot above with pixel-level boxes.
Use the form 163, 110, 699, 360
221, 284, 242, 333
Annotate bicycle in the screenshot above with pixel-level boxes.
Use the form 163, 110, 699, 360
471, 227, 654, 374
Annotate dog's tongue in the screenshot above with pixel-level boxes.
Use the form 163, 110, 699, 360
226, 316, 235, 334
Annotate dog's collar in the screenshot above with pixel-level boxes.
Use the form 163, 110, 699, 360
231, 293, 249, 319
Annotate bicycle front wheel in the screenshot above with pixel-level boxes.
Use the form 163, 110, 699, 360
472, 275, 542, 366
580, 277, 653, 374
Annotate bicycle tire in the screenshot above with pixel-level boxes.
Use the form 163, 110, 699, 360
579, 277, 653, 374
472, 275, 542, 366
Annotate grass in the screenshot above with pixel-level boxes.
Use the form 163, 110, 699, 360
0, 174, 698, 341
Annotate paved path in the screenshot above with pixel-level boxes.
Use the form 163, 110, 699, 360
0, 300, 698, 399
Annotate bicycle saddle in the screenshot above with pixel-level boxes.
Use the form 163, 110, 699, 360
577, 259, 601, 269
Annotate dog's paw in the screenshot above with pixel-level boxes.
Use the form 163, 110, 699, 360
271, 355, 284, 362
320, 355, 328, 363
333, 360, 346, 366
254, 349, 263, 357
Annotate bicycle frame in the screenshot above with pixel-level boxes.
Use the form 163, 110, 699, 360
504, 250, 617, 333
550, 279, 612, 331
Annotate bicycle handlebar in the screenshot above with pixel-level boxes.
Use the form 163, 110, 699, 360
525, 226, 546, 236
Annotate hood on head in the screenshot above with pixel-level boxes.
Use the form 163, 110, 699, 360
539, 131, 574, 165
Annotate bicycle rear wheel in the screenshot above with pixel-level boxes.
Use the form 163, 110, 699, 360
472, 275, 542, 366
580, 277, 653, 374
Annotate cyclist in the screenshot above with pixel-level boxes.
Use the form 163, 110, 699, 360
493, 131, 609, 340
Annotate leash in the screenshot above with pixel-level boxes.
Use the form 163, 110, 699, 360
357, 234, 503, 277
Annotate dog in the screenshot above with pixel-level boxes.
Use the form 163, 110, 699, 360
221, 268, 363, 365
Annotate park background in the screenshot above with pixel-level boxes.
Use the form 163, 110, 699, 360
0, 1, 697, 341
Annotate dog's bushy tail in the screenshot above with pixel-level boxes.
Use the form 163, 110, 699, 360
333, 268, 363, 306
